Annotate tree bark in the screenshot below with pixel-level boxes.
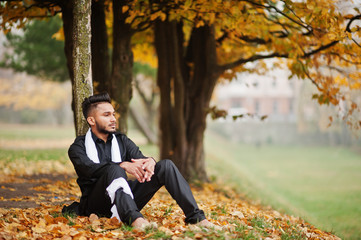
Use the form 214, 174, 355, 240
110, 0, 133, 134
154, 20, 175, 161
91, 0, 110, 93
184, 25, 220, 181
154, 20, 219, 181
169, 21, 188, 176
61, 0, 76, 132
72, 0, 93, 136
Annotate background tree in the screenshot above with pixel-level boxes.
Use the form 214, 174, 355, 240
124, 0, 361, 180
1, 17, 68, 82
131, 62, 158, 144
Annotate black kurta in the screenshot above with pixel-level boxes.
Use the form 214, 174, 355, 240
68, 131, 144, 214
68, 130, 206, 224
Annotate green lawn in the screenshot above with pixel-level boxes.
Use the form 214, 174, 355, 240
0, 148, 69, 163
0, 123, 75, 140
205, 130, 361, 240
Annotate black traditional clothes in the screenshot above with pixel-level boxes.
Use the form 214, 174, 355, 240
67, 130, 205, 225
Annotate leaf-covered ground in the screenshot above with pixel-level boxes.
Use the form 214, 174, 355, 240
0, 159, 341, 240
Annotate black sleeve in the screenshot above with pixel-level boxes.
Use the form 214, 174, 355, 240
68, 136, 117, 179
120, 134, 146, 162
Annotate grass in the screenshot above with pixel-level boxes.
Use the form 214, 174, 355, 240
0, 123, 75, 140
0, 148, 69, 163
205, 129, 361, 240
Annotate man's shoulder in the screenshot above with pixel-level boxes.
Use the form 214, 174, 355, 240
69, 135, 86, 149
74, 134, 86, 142
114, 131, 128, 139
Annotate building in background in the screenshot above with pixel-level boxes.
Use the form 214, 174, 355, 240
215, 67, 297, 123
210, 66, 359, 146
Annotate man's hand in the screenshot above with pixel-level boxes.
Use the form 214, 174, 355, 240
137, 157, 156, 182
119, 157, 156, 183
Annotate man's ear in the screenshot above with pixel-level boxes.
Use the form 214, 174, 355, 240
87, 116, 95, 126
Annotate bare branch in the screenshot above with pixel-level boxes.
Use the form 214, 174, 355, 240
329, 52, 361, 65
297, 60, 323, 92
345, 14, 361, 32
324, 65, 348, 75
303, 40, 338, 57
219, 39, 338, 72
351, 38, 361, 49
219, 52, 287, 71
134, 77, 151, 107
281, 0, 308, 26
242, 0, 311, 32
237, 34, 270, 44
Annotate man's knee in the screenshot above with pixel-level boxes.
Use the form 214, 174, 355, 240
155, 159, 183, 182
103, 164, 127, 181
156, 159, 176, 172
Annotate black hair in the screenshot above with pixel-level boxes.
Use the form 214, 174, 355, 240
82, 92, 111, 119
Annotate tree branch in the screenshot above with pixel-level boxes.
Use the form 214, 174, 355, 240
242, 0, 311, 32
219, 52, 287, 72
299, 60, 323, 92
237, 34, 270, 44
303, 40, 338, 57
351, 38, 361, 49
6, 14, 57, 22
329, 52, 361, 65
134, 20, 152, 32
219, 10, 360, 72
219, 40, 338, 72
345, 14, 361, 32
216, 31, 228, 44
134, 76, 151, 107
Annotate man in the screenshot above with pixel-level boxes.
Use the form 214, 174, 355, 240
67, 93, 216, 230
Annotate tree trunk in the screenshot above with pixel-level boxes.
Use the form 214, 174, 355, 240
61, 0, 76, 133
154, 20, 220, 181
110, 0, 133, 134
62, 0, 108, 134
91, 0, 110, 93
72, 0, 93, 136
133, 76, 158, 140
154, 20, 175, 161
129, 105, 157, 144
183, 25, 220, 181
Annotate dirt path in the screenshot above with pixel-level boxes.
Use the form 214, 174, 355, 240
0, 173, 79, 209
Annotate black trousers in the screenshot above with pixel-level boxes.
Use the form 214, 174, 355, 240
84, 159, 205, 225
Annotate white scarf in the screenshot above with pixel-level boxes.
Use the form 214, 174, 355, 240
85, 129, 122, 163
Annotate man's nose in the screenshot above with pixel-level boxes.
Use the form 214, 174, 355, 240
111, 115, 116, 122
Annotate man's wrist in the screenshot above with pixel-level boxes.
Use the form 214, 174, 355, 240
119, 161, 128, 168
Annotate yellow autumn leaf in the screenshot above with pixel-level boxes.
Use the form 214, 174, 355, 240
52, 27, 64, 41
122, 5, 129, 13
160, 12, 167, 21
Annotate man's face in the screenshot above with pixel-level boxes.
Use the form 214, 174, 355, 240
88, 102, 116, 134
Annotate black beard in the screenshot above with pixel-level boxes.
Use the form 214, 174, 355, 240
96, 124, 116, 135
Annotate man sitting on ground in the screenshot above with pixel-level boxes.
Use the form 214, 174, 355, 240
67, 92, 216, 230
